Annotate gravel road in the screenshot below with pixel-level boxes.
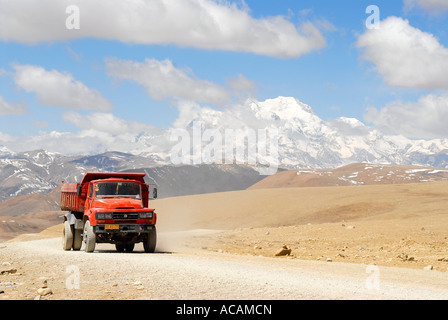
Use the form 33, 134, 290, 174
1, 232, 447, 300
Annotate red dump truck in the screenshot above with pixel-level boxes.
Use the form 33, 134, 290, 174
60, 172, 157, 253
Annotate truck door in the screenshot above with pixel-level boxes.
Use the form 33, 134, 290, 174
86, 183, 94, 209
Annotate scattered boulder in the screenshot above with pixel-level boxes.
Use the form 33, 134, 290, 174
37, 287, 52, 296
424, 265, 433, 271
1, 268, 17, 275
37, 279, 52, 296
133, 281, 144, 290
397, 253, 415, 262
275, 245, 291, 257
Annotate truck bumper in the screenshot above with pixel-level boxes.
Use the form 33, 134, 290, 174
94, 224, 155, 233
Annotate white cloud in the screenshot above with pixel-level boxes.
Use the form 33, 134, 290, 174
227, 74, 257, 100
404, 0, 448, 13
106, 58, 233, 106
0, 0, 326, 58
357, 17, 448, 89
364, 94, 448, 139
0, 112, 164, 155
0, 95, 27, 115
13, 64, 113, 111
62, 111, 158, 135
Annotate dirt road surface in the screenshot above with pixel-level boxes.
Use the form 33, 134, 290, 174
1, 229, 447, 300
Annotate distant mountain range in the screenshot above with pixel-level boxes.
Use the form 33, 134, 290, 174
0, 149, 156, 203
138, 96, 448, 169
0, 148, 265, 203
174, 96, 448, 169
1, 96, 448, 203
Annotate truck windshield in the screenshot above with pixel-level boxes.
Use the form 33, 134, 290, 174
95, 182, 141, 199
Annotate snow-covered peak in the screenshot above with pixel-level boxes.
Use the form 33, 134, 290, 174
2, 95, 448, 175
249, 96, 316, 121
334, 117, 366, 128
0, 145, 15, 156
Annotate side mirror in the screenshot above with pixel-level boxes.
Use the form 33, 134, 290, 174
77, 185, 82, 196
152, 187, 157, 199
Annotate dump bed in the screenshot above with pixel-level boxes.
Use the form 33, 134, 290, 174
60, 172, 151, 212
60, 183, 84, 212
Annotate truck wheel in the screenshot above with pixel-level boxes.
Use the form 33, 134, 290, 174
73, 228, 83, 251
83, 220, 96, 253
115, 244, 125, 252
143, 228, 157, 253
62, 221, 73, 251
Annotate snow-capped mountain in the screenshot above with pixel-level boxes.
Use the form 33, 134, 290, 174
1, 96, 448, 202
0, 149, 264, 203
153, 96, 448, 169
0, 145, 14, 157
0, 150, 162, 203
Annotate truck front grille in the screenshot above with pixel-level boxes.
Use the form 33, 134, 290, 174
113, 213, 139, 219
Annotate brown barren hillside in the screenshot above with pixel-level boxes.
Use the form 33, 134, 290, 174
152, 181, 448, 271
0, 185, 61, 217
249, 163, 448, 189
0, 186, 62, 242
154, 181, 448, 231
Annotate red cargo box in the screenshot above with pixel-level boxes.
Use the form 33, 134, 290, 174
60, 183, 85, 213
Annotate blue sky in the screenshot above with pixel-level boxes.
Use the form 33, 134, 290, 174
0, 0, 447, 153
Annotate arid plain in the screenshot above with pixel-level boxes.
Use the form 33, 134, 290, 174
2, 163, 448, 272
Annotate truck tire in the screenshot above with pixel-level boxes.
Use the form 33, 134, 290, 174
83, 220, 96, 253
143, 228, 157, 253
62, 221, 73, 251
73, 228, 83, 251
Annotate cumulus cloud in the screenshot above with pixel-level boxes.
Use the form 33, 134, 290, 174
0, 112, 164, 155
62, 111, 158, 135
227, 74, 257, 100
364, 94, 448, 139
13, 64, 113, 111
0, 0, 326, 58
106, 57, 249, 106
0, 95, 27, 115
357, 17, 448, 89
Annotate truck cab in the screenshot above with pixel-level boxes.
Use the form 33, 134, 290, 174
61, 173, 158, 253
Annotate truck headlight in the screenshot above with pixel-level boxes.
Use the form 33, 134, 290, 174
96, 212, 113, 219
139, 212, 153, 219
